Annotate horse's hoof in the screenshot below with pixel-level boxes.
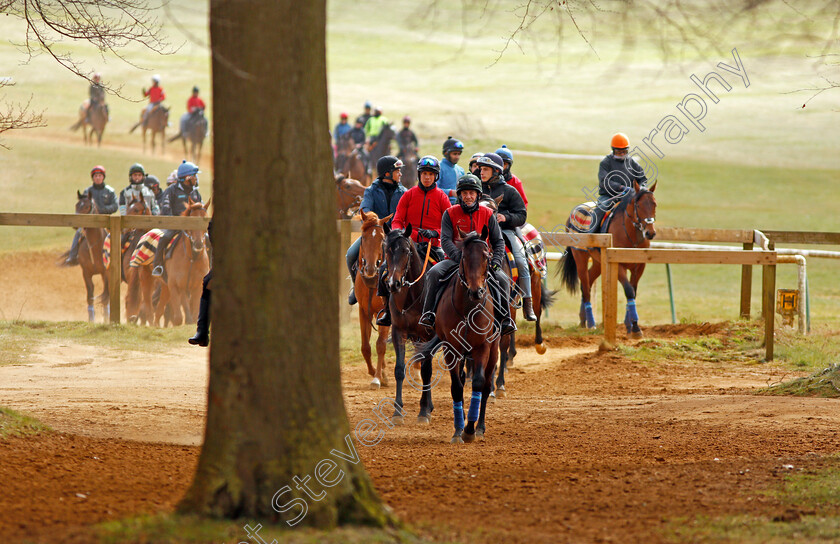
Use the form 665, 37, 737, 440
496, 386, 506, 399
463, 431, 475, 443
476, 430, 485, 441
630, 331, 644, 339
369, 378, 381, 390
535, 343, 547, 355
450, 434, 464, 444
489, 393, 496, 403
392, 415, 404, 426
380, 375, 389, 387
417, 416, 430, 425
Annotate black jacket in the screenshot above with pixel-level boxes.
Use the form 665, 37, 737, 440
598, 154, 648, 200
85, 183, 118, 214
160, 181, 202, 216
481, 178, 527, 229
440, 208, 505, 269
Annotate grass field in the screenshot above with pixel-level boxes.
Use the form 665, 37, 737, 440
0, 0, 837, 329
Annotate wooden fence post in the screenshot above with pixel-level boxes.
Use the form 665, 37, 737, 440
338, 219, 352, 325
739, 241, 753, 319
604, 253, 618, 346
763, 263, 776, 361
108, 214, 122, 325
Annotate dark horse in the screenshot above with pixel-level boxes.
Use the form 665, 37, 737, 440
130, 105, 170, 154
382, 224, 435, 425
399, 143, 419, 188
70, 100, 108, 147
559, 181, 657, 337
369, 124, 395, 174
62, 190, 109, 322
170, 109, 208, 163
425, 227, 500, 444
336, 135, 371, 185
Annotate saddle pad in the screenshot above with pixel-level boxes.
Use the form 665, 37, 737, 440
505, 248, 519, 283
102, 233, 133, 269
130, 229, 164, 267
520, 223, 548, 278
569, 202, 597, 234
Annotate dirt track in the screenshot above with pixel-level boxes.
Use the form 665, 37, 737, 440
2, 308, 840, 542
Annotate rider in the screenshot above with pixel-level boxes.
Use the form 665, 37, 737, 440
178, 86, 206, 137
64, 165, 118, 266
358, 100, 373, 128
119, 163, 160, 216
348, 117, 369, 172
166, 169, 178, 187
593, 132, 649, 227
334, 112, 351, 146
364, 106, 389, 145
151, 160, 203, 278
141, 74, 166, 126
396, 115, 418, 160
468, 152, 483, 177
189, 220, 213, 347
417, 174, 516, 336
477, 152, 536, 321
144, 175, 164, 204
439, 137, 465, 205
374, 155, 450, 327
495, 145, 528, 208
86, 73, 107, 121
345, 155, 407, 305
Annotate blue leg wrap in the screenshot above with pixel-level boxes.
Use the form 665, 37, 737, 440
467, 392, 482, 423
626, 299, 639, 322
584, 302, 596, 329
453, 401, 464, 431
87, 305, 95, 322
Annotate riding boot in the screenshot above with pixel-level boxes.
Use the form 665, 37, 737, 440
376, 293, 392, 327
418, 283, 437, 330
522, 297, 537, 321
151, 229, 175, 279
188, 288, 210, 347
65, 229, 82, 266
348, 264, 358, 305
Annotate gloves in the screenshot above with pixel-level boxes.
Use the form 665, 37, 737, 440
490, 261, 502, 272
417, 228, 439, 239
141, 87, 147, 96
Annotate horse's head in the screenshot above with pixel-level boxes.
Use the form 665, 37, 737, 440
457, 226, 491, 301
75, 190, 97, 214
126, 195, 151, 216
478, 195, 500, 213
181, 198, 210, 253
358, 210, 391, 284
383, 223, 418, 293
630, 180, 657, 240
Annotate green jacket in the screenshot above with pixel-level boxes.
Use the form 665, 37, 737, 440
364, 115, 389, 141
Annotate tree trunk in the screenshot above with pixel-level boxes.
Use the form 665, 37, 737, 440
178, 0, 394, 528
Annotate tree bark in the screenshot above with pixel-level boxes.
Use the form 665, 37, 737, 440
178, 0, 394, 528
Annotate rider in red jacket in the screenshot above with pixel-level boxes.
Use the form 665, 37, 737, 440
376, 156, 450, 327
141, 75, 166, 125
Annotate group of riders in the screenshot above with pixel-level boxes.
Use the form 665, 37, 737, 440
84, 73, 207, 137
345, 132, 649, 336
333, 101, 419, 175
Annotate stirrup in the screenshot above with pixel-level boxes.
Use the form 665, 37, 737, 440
418, 311, 435, 329
151, 265, 164, 277
375, 308, 391, 327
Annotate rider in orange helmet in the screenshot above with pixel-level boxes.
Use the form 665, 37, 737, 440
597, 132, 648, 214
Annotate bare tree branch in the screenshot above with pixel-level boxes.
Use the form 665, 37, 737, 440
0, 80, 46, 149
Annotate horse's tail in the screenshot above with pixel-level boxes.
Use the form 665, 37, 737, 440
129, 121, 141, 133
540, 283, 557, 310
557, 250, 579, 295
69, 119, 83, 131
168, 132, 182, 143
56, 250, 75, 267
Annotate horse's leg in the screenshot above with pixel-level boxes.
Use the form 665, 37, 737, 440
125, 268, 139, 324
533, 272, 547, 354
494, 334, 508, 399
83, 270, 95, 322
477, 342, 499, 438
359, 296, 376, 384
417, 339, 439, 424
391, 328, 406, 425
448, 351, 465, 444
155, 281, 171, 326
139, 267, 153, 326
463, 346, 489, 442
627, 263, 645, 336
617, 264, 639, 336
375, 323, 389, 387
100, 271, 110, 323
576, 250, 595, 328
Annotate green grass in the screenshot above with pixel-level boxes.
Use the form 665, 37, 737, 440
759, 364, 840, 398
0, 406, 51, 438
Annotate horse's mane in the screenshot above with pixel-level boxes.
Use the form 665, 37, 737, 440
360, 212, 380, 233
384, 228, 418, 257
458, 231, 484, 248
613, 186, 650, 217
181, 201, 205, 215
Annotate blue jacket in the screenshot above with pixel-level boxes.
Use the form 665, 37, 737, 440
360, 179, 406, 227
439, 158, 465, 204
333, 122, 351, 145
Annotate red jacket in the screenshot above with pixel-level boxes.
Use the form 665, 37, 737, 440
506, 173, 528, 208
187, 96, 206, 113
445, 204, 494, 244
391, 185, 450, 247
145, 86, 165, 104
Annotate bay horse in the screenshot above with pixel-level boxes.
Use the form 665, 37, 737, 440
70, 100, 108, 147
154, 199, 210, 325
334, 134, 354, 174
559, 181, 657, 337
170, 110, 208, 163
369, 124, 395, 174
478, 195, 555, 399
425, 227, 499, 444
67, 190, 109, 322
382, 224, 435, 425
355, 211, 392, 389
130, 105, 170, 154
336, 174, 366, 219
399, 144, 418, 188
123, 197, 154, 325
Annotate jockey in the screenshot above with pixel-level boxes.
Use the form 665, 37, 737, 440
468, 152, 483, 177
346, 156, 407, 305
141, 74, 166, 125
144, 175, 164, 204
166, 169, 178, 187
417, 174, 515, 336
439, 136, 465, 205
151, 160, 203, 278
477, 153, 536, 321
334, 112, 351, 146
359, 100, 372, 128
495, 145, 528, 208
86, 73, 108, 121
64, 165, 118, 266
178, 86, 206, 137
119, 163, 160, 216
374, 155, 450, 326
348, 117, 369, 172
364, 106, 389, 144
396, 115, 418, 159
598, 132, 648, 211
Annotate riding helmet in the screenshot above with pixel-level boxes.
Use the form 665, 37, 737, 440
376, 155, 403, 178
442, 136, 464, 156
417, 155, 440, 176
456, 174, 482, 195
495, 145, 513, 166
90, 165, 106, 179
476, 152, 504, 173
610, 132, 630, 150
192, 86, 199, 93
144, 175, 160, 189
129, 163, 146, 180
177, 159, 200, 180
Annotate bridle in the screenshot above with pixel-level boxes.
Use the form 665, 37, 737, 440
621, 189, 655, 246
457, 237, 491, 299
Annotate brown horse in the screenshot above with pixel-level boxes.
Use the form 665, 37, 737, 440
428, 227, 499, 444
170, 110, 208, 163
66, 190, 109, 322
399, 143, 418, 188
559, 181, 657, 337
130, 105, 170, 154
70, 100, 108, 147
369, 124, 395, 175
123, 197, 155, 325
154, 199, 210, 325
356, 211, 392, 389
334, 134, 354, 174
336, 174, 366, 218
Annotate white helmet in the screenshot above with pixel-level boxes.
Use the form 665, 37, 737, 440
152, 74, 161, 84
166, 169, 178, 186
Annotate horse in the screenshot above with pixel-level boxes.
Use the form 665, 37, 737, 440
123, 196, 155, 325
334, 134, 354, 174
130, 105, 170, 154
478, 195, 555, 399
154, 199, 210, 326
70, 100, 108, 147
336, 173, 366, 219
424, 227, 499, 444
399, 143, 419, 188
170, 110, 208, 163
62, 190, 109, 322
369, 124, 395, 174
559, 181, 657, 337
355, 211, 392, 389
382, 224, 436, 425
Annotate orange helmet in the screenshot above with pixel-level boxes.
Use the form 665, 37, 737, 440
610, 133, 629, 149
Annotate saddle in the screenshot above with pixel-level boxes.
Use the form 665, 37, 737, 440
129, 229, 182, 267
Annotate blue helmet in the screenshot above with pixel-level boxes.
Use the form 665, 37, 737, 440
495, 145, 513, 165
177, 159, 200, 180
364, 100, 372, 109
417, 155, 440, 180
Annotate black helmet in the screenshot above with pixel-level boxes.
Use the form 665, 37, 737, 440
129, 163, 146, 180
144, 174, 160, 189
456, 174, 482, 195
442, 136, 464, 155
376, 155, 404, 178
476, 152, 504, 173
417, 155, 440, 177
192, 86, 199, 93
